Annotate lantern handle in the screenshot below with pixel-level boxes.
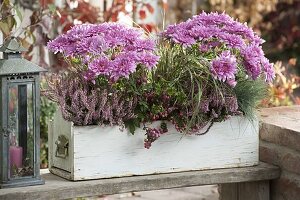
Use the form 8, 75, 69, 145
0, 36, 26, 52
5, 37, 21, 51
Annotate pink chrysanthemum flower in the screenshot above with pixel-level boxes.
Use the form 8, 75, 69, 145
162, 11, 275, 82
210, 51, 237, 83
47, 23, 159, 81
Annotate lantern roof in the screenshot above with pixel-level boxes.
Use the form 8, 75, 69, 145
0, 37, 27, 53
0, 58, 47, 76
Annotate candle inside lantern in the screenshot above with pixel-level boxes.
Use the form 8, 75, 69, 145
9, 134, 23, 169
9, 146, 23, 168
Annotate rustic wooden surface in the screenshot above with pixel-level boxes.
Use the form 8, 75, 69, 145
49, 111, 259, 180
220, 181, 270, 200
49, 111, 73, 173
0, 162, 280, 200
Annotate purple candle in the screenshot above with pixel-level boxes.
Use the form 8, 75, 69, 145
9, 146, 23, 168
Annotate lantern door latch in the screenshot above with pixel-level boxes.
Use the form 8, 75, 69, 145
55, 135, 69, 159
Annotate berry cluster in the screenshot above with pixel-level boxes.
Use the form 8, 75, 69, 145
144, 123, 168, 149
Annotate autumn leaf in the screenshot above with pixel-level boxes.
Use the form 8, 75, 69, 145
62, 22, 72, 33
3, 0, 10, 6
139, 23, 154, 33
158, 0, 168, 10
145, 3, 154, 14
0, 15, 16, 37
274, 87, 286, 100
21, 38, 31, 49
0, 21, 10, 36
139, 10, 146, 20
288, 58, 297, 66
48, 4, 57, 14
111, 12, 118, 22
295, 97, 300, 105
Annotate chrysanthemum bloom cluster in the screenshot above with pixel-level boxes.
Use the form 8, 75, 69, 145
47, 22, 159, 81
163, 12, 275, 84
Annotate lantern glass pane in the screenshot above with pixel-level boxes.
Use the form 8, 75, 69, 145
8, 83, 34, 179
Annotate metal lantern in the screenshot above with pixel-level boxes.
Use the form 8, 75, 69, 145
0, 38, 46, 188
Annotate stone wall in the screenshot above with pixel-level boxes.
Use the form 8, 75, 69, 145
259, 106, 300, 200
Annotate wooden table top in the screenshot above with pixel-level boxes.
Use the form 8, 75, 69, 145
0, 162, 280, 200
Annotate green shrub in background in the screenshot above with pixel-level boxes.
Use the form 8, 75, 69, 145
40, 95, 56, 168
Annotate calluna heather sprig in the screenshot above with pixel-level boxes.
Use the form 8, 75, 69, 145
46, 75, 137, 126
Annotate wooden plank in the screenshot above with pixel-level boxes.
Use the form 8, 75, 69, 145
239, 181, 269, 200
220, 181, 270, 200
50, 110, 259, 180
219, 183, 238, 200
49, 111, 74, 173
0, 162, 280, 200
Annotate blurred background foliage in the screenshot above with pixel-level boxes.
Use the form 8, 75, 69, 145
1, 0, 299, 167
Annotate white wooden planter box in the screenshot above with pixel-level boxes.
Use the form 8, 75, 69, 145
48, 111, 259, 181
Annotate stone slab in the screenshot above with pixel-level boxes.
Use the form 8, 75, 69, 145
260, 141, 300, 174
49, 111, 259, 181
259, 106, 300, 133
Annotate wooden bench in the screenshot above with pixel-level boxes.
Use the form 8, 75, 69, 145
0, 162, 280, 200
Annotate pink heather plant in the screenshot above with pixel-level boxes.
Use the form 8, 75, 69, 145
47, 22, 159, 81
162, 12, 275, 85
46, 75, 137, 126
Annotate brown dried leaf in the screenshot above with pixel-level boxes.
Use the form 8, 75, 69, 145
139, 10, 147, 20
145, 3, 154, 14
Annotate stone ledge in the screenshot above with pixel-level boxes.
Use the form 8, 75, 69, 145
259, 106, 300, 152
260, 123, 300, 152
259, 106, 300, 200
259, 106, 300, 133
260, 140, 300, 174
270, 171, 300, 200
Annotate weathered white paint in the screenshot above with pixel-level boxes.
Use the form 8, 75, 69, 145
49, 111, 259, 181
